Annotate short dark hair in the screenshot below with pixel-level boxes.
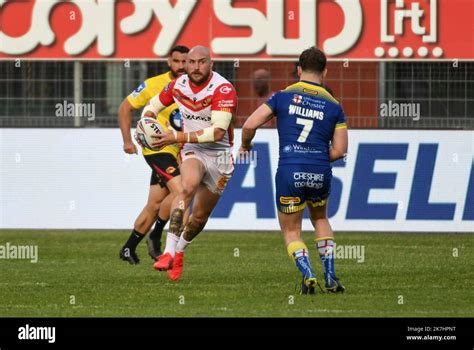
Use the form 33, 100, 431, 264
298, 47, 327, 74
169, 45, 190, 55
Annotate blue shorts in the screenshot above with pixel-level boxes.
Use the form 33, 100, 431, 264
275, 164, 332, 214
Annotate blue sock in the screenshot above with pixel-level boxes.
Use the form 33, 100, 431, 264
295, 256, 315, 278
317, 239, 336, 280
287, 242, 315, 279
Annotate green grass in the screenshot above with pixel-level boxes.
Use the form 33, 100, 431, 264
0, 230, 472, 317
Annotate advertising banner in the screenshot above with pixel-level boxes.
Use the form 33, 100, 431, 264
0, 0, 472, 60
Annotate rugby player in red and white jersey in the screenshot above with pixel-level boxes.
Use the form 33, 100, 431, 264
141, 46, 237, 281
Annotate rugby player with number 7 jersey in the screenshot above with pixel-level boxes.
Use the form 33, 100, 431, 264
240, 47, 348, 294
141, 46, 237, 281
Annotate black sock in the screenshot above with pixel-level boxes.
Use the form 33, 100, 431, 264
124, 229, 145, 250
149, 216, 168, 241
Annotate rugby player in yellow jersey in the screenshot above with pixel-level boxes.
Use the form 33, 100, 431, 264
118, 45, 189, 264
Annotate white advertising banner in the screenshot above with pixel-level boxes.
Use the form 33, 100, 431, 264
0, 129, 473, 232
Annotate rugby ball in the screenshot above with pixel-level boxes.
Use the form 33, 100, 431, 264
134, 117, 166, 151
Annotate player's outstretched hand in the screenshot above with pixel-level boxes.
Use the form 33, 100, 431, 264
123, 140, 138, 154
151, 130, 176, 149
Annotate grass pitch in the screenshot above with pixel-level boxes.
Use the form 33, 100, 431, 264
0, 230, 472, 317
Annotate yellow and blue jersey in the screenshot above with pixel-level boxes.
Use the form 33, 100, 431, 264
127, 72, 179, 157
265, 80, 347, 167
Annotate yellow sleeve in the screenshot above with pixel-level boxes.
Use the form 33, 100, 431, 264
126, 79, 154, 109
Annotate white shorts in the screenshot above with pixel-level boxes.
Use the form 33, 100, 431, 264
180, 147, 234, 195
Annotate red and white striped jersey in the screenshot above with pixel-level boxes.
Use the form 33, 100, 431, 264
158, 71, 237, 152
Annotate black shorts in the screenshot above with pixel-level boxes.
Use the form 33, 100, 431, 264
144, 153, 180, 188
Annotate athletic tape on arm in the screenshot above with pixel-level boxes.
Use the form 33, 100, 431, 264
196, 110, 232, 143
141, 95, 166, 118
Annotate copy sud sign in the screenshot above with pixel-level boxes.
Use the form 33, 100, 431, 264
0, 0, 472, 59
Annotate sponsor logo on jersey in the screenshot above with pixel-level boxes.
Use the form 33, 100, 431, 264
176, 79, 186, 88
284, 144, 322, 154
182, 111, 211, 122
289, 105, 324, 120
302, 88, 319, 95
293, 172, 324, 181
280, 196, 301, 205
131, 82, 146, 98
293, 173, 325, 189
219, 85, 232, 94
169, 108, 182, 130
300, 98, 326, 109
218, 99, 235, 108
295, 181, 323, 189
292, 94, 302, 104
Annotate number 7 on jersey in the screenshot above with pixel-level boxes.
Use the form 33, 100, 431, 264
296, 117, 314, 142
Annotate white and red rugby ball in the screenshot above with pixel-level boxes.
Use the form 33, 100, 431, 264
135, 117, 166, 151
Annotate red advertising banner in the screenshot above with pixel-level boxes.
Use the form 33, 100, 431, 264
0, 0, 472, 60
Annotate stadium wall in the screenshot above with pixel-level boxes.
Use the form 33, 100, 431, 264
1, 129, 473, 232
